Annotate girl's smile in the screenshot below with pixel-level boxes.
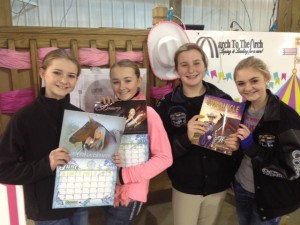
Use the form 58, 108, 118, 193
110, 66, 142, 101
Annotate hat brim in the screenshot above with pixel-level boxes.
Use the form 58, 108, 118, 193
147, 21, 190, 81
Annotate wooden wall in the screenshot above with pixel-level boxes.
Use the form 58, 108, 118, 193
277, 0, 300, 32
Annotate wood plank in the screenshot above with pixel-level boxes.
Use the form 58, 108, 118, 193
0, 0, 12, 26
126, 40, 133, 51
29, 39, 40, 97
70, 39, 79, 60
108, 40, 116, 67
277, 0, 300, 32
290, 0, 300, 32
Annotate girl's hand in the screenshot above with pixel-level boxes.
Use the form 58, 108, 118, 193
237, 124, 251, 141
113, 152, 122, 167
100, 96, 116, 105
49, 147, 70, 171
224, 133, 240, 151
187, 115, 207, 141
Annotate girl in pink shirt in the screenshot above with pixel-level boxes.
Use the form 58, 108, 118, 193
101, 59, 173, 225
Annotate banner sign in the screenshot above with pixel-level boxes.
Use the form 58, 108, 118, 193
186, 30, 300, 114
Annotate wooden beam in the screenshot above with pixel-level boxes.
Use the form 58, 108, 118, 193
290, 0, 300, 32
0, 0, 12, 26
277, 0, 300, 32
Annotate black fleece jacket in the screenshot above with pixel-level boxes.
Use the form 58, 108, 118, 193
0, 88, 83, 220
156, 82, 242, 195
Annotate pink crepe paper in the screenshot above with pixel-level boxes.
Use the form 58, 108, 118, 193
78, 48, 109, 66
116, 51, 144, 63
0, 88, 35, 114
0, 48, 31, 69
0, 48, 144, 69
150, 82, 173, 100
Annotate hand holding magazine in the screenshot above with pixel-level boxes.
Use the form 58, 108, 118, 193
192, 95, 245, 155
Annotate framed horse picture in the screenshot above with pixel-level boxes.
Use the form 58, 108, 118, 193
192, 95, 245, 155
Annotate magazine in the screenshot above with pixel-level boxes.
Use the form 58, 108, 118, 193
192, 95, 245, 155
52, 110, 126, 208
94, 100, 149, 167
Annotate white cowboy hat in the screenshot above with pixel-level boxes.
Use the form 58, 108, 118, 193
147, 21, 189, 80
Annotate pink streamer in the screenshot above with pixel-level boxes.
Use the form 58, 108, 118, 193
0, 49, 31, 69
0, 48, 144, 69
78, 48, 109, 66
0, 88, 35, 114
150, 82, 173, 100
116, 51, 144, 63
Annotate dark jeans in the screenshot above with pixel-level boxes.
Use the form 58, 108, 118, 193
234, 181, 281, 225
104, 201, 143, 225
35, 208, 88, 225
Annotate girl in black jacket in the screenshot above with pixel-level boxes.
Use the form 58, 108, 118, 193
234, 56, 300, 225
156, 43, 241, 225
0, 49, 88, 225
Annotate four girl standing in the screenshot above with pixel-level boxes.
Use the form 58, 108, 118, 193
0, 31, 299, 225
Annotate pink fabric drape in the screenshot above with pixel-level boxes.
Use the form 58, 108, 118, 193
0, 49, 31, 69
78, 48, 109, 66
150, 82, 173, 100
116, 51, 144, 63
0, 48, 144, 69
0, 88, 35, 114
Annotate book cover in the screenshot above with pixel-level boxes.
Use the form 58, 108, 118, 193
94, 100, 149, 167
52, 110, 126, 208
192, 95, 245, 155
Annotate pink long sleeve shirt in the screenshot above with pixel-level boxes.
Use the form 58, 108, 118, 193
114, 92, 173, 206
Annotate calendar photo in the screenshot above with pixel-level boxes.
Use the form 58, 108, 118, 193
52, 110, 126, 208
94, 100, 149, 167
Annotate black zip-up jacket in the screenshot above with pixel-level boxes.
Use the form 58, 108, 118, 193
156, 82, 241, 195
242, 90, 300, 220
0, 88, 83, 221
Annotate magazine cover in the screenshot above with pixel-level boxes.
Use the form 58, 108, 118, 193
94, 100, 149, 167
52, 110, 126, 208
192, 95, 245, 155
